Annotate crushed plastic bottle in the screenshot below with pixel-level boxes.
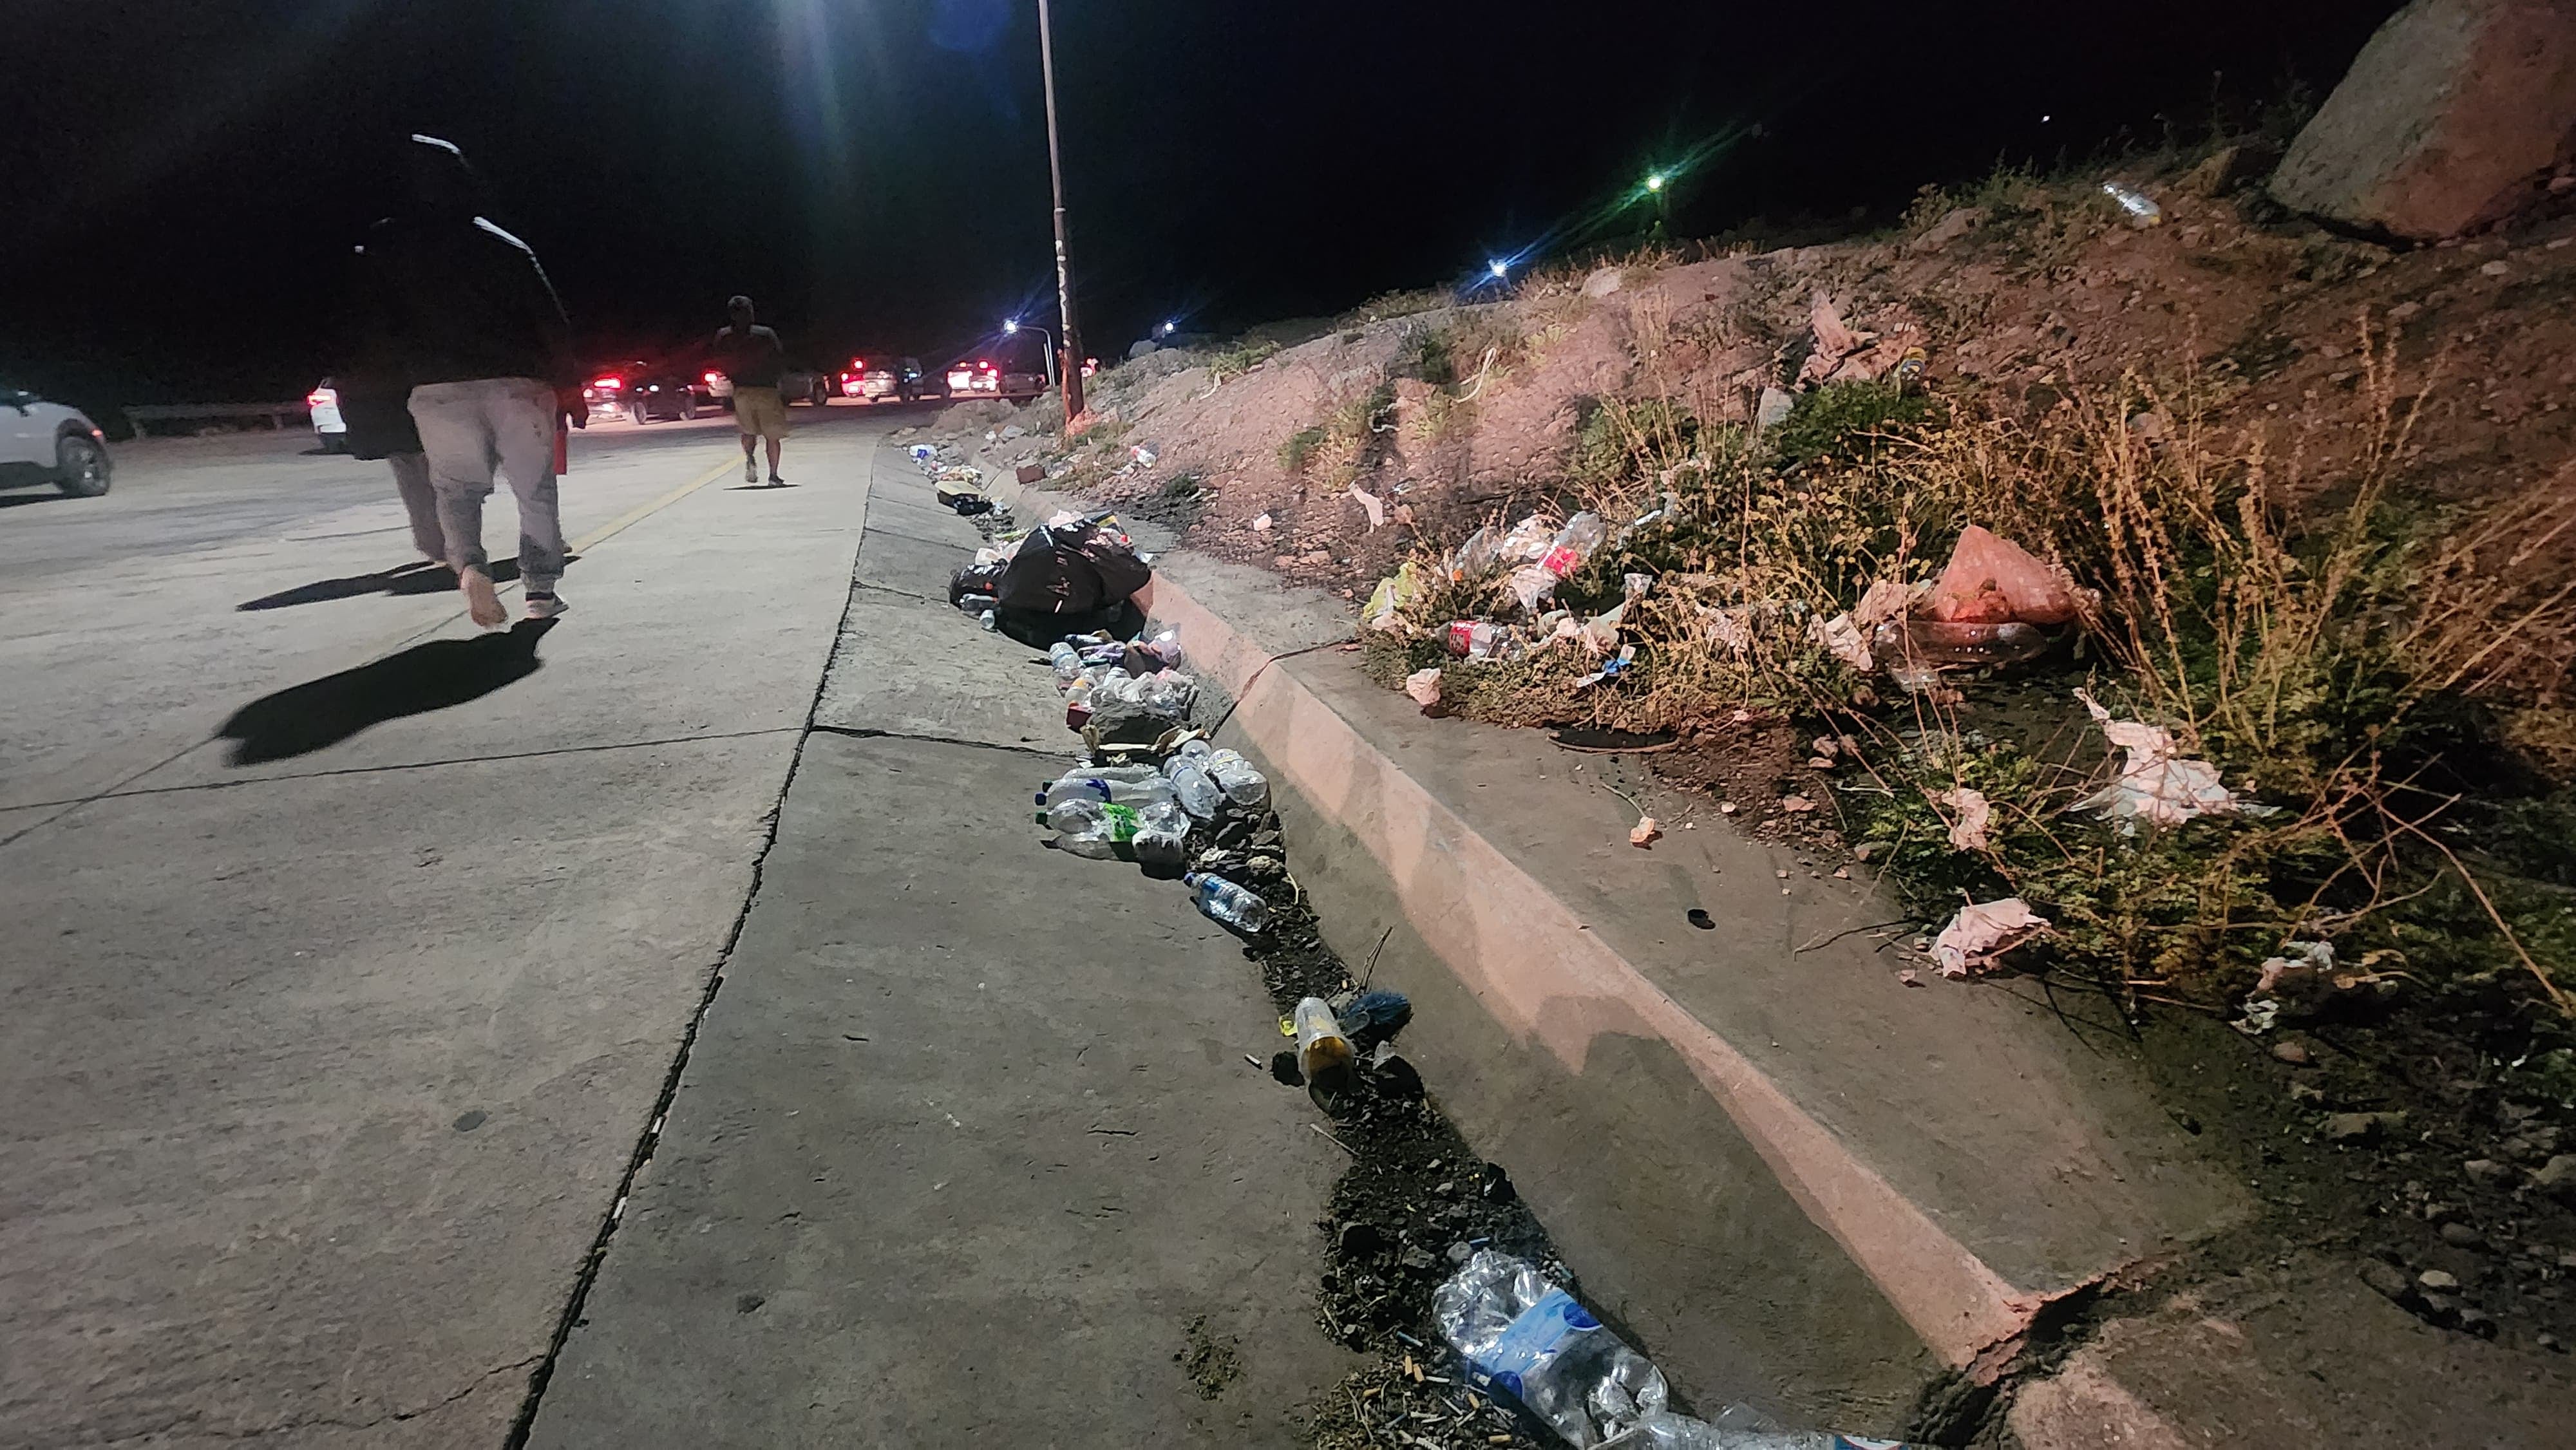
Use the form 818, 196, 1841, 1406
1037, 764, 1171, 811
2101, 181, 2162, 227
1434, 1251, 1915, 1450
1164, 747, 1224, 820
1047, 641, 1085, 683
1182, 872, 1271, 933
1168, 739, 1269, 811
1046, 796, 1187, 863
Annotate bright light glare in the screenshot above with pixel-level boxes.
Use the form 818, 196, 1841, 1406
1645, 173, 1667, 193
1487, 259, 1509, 279
1158, 320, 1176, 336
1003, 319, 1019, 334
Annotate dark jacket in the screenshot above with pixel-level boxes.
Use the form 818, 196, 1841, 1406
359, 211, 576, 391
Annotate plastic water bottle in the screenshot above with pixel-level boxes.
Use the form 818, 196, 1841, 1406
1037, 766, 1171, 810
1168, 740, 1268, 812
1048, 797, 1187, 863
1183, 872, 1271, 932
1047, 641, 1084, 683
1162, 749, 1224, 820
1434, 1250, 1674, 1445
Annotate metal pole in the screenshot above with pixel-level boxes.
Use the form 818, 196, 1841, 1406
1037, 0, 1085, 423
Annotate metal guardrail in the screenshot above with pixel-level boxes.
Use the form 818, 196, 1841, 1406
124, 402, 310, 433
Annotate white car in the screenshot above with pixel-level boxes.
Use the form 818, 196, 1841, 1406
308, 379, 348, 451
1, 387, 111, 498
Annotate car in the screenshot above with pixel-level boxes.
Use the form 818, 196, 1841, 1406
839, 355, 929, 402
307, 379, 348, 451
948, 357, 1028, 397
584, 361, 706, 423
1, 386, 112, 498
703, 362, 832, 408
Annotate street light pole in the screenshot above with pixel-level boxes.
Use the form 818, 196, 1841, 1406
1036, 0, 1085, 424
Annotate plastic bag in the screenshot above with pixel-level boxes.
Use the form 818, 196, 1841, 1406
1924, 527, 2076, 625
1363, 563, 1422, 631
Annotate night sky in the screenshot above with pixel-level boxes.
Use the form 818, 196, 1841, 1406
6, 0, 2401, 410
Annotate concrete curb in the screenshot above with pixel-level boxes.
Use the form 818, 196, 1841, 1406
1149, 573, 2036, 1370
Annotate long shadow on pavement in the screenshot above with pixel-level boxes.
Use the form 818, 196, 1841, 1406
216, 618, 556, 764
237, 557, 525, 612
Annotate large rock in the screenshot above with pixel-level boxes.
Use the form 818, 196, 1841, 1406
2270, 0, 2576, 239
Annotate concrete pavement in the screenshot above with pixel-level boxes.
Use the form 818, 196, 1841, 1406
524, 440, 1357, 1447
0, 409, 891, 1446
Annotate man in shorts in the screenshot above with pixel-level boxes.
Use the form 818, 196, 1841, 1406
713, 296, 789, 486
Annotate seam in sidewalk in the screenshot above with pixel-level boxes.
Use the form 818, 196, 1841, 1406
0, 728, 802, 814
500, 442, 873, 1450
808, 722, 1063, 758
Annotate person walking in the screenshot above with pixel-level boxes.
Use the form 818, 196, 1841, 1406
712, 296, 790, 486
360, 133, 583, 628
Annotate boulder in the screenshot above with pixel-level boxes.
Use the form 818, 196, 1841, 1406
2270, 0, 2576, 240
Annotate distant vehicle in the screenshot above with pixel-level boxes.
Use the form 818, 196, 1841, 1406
583, 361, 706, 423
947, 357, 1043, 399
701, 362, 832, 407
841, 355, 929, 402
307, 379, 348, 451
1, 386, 111, 498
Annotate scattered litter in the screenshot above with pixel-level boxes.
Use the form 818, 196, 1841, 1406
1754, 386, 1795, 431
2101, 181, 2163, 227
1253, 512, 1273, 533
1184, 871, 1271, 933
1294, 996, 1359, 1116
1435, 1252, 1915, 1449
1873, 618, 2050, 671
1349, 485, 1387, 530
1925, 526, 2079, 625
1809, 612, 1875, 672
1932, 898, 2050, 978
2072, 690, 2262, 831
1898, 969, 1922, 987
1403, 667, 1444, 710
1629, 816, 1662, 849
1504, 513, 1607, 612
1687, 909, 1715, 930
1363, 563, 1423, 631
1941, 787, 1992, 852
1130, 444, 1158, 466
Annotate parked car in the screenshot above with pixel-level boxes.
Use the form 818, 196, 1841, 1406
307, 379, 348, 451
840, 355, 929, 402
703, 361, 832, 408
583, 361, 706, 423
1, 386, 111, 498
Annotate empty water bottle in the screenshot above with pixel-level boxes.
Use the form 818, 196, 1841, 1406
1037, 764, 1171, 811
1170, 740, 1269, 809
1048, 797, 1188, 863
1163, 749, 1224, 820
1182, 872, 1271, 932
1293, 996, 1358, 1115
1047, 641, 1085, 683
1435, 1250, 1674, 1447
2101, 181, 2162, 227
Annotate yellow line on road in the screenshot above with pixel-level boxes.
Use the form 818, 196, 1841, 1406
571, 451, 741, 554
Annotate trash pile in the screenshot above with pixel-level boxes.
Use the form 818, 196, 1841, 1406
934, 446, 1913, 1450
1435, 1252, 1913, 1449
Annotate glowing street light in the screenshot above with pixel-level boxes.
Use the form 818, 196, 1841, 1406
1157, 319, 1177, 338
1487, 258, 1510, 279
1005, 318, 1057, 387
1645, 172, 1667, 193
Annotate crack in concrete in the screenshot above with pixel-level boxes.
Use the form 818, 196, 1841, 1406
102, 1355, 542, 1445
807, 722, 1062, 758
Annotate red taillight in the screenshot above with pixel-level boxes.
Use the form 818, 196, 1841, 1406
591, 376, 623, 391
849, 359, 865, 372
704, 372, 723, 385
307, 388, 336, 408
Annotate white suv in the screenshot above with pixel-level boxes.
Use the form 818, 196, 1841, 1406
1, 388, 111, 498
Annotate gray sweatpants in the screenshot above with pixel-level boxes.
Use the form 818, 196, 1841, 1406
386, 450, 445, 563
407, 377, 566, 593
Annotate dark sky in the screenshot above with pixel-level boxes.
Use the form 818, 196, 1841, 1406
5, 0, 2401, 407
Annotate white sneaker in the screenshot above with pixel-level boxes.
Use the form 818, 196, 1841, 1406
744, 456, 759, 483
460, 567, 507, 628
524, 592, 569, 621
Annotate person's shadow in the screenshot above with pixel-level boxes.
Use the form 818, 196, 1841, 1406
216, 619, 556, 765
237, 558, 526, 612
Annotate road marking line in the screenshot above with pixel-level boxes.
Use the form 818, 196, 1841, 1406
571, 452, 741, 554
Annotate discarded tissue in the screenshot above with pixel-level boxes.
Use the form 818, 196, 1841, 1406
1931, 898, 2049, 978
2070, 690, 2259, 831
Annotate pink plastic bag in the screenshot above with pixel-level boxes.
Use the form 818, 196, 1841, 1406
1926, 526, 2078, 625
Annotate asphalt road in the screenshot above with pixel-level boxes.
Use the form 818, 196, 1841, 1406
0, 402, 1354, 1448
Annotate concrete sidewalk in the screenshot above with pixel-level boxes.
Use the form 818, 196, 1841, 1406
524, 442, 1357, 1445
0, 420, 882, 1447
